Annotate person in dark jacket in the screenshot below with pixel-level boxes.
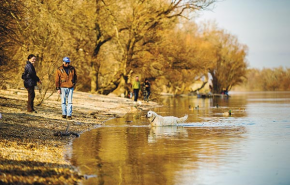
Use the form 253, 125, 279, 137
22, 54, 41, 112
142, 78, 151, 102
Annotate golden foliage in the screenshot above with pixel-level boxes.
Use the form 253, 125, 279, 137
202, 23, 248, 93
0, 0, 249, 96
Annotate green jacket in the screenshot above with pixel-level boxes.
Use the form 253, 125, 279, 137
132, 81, 140, 90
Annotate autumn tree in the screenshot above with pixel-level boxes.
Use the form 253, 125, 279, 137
104, 0, 216, 96
72, 0, 115, 92
0, 0, 24, 86
155, 22, 217, 94
1, 0, 253, 98
203, 25, 248, 94
241, 67, 290, 91
5, 0, 117, 102
280, 68, 290, 90
13, 0, 73, 103
136, 22, 211, 95
50, 0, 119, 93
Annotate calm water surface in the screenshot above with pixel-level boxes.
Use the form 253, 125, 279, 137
71, 92, 290, 185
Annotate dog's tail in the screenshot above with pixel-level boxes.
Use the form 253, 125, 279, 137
177, 114, 188, 123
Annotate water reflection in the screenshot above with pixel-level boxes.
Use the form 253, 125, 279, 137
72, 92, 290, 185
148, 126, 188, 143
72, 118, 246, 185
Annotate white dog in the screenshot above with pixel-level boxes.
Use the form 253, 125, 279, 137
146, 111, 188, 127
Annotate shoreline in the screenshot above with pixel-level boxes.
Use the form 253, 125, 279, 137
0, 89, 158, 184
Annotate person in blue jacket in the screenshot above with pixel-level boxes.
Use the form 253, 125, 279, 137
22, 54, 41, 112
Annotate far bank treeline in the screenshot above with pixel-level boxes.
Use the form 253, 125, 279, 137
1, 0, 251, 98
236, 67, 290, 91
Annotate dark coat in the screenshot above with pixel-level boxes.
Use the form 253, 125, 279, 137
23, 61, 40, 88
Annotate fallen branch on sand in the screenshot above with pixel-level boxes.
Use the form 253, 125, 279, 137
53, 123, 80, 137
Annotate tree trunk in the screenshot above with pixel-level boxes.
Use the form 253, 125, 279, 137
210, 70, 220, 94
112, 37, 135, 96
112, 75, 127, 96
90, 62, 98, 93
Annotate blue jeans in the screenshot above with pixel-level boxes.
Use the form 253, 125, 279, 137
61, 87, 74, 116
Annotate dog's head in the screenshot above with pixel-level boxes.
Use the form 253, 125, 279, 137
146, 111, 157, 126
146, 111, 156, 118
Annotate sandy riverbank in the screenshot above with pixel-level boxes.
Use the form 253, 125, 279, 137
0, 89, 158, 184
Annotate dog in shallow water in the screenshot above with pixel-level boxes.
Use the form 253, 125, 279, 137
146, 110, 188, 127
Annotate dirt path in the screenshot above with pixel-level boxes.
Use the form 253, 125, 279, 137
0, 89, 157, 184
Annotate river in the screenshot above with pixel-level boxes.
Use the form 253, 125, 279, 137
71, 91, 290, 185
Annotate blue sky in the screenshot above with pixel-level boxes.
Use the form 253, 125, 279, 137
196, 0, 290, 69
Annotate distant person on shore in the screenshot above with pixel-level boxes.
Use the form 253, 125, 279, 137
55, 57, 77, 120
142, 78, 151, 102
22, 54, 42, 113
221, 88, 229, 97
132, 76, 141, 102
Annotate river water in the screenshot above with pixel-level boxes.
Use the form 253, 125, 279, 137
71, 92, 290, 185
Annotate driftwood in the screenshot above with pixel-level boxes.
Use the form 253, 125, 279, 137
53, 123, 80, 137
